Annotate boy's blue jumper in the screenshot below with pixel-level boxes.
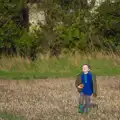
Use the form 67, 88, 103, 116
80, 72, 93, 96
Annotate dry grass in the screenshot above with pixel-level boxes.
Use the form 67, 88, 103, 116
0, 52, 120, 80
0, 52, 120, 72
0, 77, 120, 120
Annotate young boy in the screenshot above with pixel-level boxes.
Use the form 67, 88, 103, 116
75, 64, 97, 113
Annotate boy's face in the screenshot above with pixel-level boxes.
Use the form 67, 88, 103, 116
82, 65, 90, 73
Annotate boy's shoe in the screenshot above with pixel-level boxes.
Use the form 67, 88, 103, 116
78, 104, 84, 113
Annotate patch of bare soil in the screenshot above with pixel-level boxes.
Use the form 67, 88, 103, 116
0, 76, 120, 120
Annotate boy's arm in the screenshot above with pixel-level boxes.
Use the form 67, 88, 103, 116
92, 74, 97, 97
75, 74, 82, 92
75, 74, 80, 88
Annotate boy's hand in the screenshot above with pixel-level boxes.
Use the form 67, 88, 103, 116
93, 93, 97, 97
78, 84, 84, 89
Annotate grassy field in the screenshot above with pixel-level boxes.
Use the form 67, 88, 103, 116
0, 76, 120, 120
0, 53, 120, 119
0, 52, 120, 79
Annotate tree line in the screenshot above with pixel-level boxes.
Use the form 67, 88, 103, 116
0, 0, 120, 60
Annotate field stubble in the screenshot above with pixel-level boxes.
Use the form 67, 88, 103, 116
0, 76, 120, 120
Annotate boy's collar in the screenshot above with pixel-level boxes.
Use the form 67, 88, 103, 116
82, 71, 90, 74
84, 72, 88, 74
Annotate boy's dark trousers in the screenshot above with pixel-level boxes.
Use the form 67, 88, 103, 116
79, 92, 92, 112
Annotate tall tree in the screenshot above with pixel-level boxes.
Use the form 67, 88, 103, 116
93, 0, 120, 51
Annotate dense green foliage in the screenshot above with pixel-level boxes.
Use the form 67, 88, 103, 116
0, 0, 120, 60
93, 0, 120, 51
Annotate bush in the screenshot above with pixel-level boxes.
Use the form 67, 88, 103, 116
0, 20, 22, 55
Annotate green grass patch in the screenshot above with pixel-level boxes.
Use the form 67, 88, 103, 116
0, 112, 24, 120
0, 55, 120, 80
